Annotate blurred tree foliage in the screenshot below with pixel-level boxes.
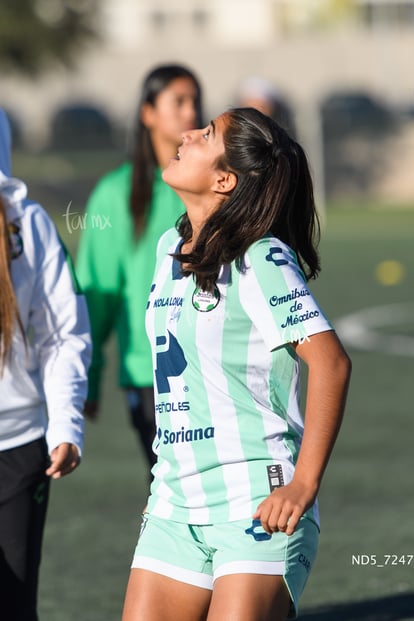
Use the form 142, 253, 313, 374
0, 0, 101, 76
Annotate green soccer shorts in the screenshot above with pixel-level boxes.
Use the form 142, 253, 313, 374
131, 513, 319, 618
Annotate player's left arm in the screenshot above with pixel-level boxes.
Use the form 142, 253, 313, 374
254, 329, 351, 535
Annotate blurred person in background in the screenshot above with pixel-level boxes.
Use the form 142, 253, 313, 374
76, 64, 204, 474
0, 108, 91, 621
237, 76, 296, 137
121, 107, 351, 621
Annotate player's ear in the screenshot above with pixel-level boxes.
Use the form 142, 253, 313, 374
212, 170, 237, 195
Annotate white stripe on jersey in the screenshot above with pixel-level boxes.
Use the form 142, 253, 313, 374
195, 287, 252, 522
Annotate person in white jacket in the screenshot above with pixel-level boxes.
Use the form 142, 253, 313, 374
0, 108, 91, 621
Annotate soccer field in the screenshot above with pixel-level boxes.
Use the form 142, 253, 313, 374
38, 205, 414, 621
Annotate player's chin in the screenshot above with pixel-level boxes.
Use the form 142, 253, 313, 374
161, 164, 176, 184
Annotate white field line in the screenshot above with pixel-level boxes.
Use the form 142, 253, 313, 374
334, 302, 414, 357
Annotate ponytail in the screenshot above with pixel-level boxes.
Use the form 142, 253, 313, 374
0, 194, 22, 372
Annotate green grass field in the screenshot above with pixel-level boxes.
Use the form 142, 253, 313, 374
35, 198, 414, 620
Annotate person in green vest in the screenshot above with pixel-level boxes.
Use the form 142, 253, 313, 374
76, 64, 204, 471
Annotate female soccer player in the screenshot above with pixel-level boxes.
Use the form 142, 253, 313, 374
122, 107, 351, 620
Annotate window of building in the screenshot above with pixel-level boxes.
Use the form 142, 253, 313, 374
357, 0, 414, 28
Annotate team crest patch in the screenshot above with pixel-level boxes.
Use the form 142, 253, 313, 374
192, 286, 220, 312
8, 222, 23, 259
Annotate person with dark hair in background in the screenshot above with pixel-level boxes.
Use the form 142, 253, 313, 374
0, 108, 91, 621
122, 107, 351, 621
76, 64, 203, 472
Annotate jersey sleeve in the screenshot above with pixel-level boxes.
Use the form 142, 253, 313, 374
156, 228, 180, 258
152, 228, 180, 279
239, 237, 332, 351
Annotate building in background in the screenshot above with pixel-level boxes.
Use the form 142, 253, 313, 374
1, 0, 414, 203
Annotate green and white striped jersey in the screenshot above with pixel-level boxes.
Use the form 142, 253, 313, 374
145, 229, 332, 525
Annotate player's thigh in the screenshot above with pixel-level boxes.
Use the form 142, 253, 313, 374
207, 573, 291, 621
122, 568, 211, 621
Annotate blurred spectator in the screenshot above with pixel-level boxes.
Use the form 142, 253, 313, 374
0, 107, 91, 621
236, 76, 296, 137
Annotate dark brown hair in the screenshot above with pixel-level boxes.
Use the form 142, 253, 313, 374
175, 107, 321, 292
